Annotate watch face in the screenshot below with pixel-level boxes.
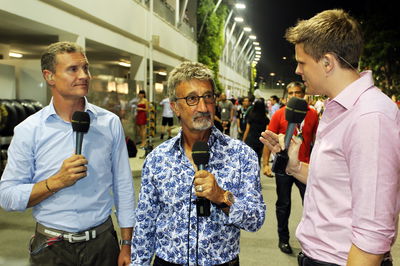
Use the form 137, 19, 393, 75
227, 192, 234, 203
225, 191, 234, 206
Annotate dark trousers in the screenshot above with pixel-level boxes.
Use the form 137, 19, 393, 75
297, 252, 339, 266
275, 172, 306, 242
29, 227, 120, 266
298, 252, 393, 266
221, 120, 231, 135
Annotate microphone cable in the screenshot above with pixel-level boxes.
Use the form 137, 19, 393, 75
196, 215, 200, 265
187, 176, 201, 266
187, 178, 195, 265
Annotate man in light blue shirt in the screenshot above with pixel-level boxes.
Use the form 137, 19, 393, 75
0, 41, 135, 266
131, 62, 266, 265
269, 95, 281, 118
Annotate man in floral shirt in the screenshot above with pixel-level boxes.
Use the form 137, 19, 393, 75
131, 62, 266, 265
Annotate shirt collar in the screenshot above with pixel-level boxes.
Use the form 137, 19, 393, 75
165, 126, 229, 152
42, 97, 97, 122
330, 70, 375, 110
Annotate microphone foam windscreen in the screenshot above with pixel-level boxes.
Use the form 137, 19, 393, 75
285, 97, 308, 123
192, 141, 210, 166
72, 111, 90, 133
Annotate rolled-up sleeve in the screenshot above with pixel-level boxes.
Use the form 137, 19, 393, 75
0, 124, 35, 211
348, 112, 400, 254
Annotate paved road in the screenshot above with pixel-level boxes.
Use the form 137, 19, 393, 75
1, 133, 399, 265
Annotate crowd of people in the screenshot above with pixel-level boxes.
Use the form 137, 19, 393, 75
0, 8, 399, 266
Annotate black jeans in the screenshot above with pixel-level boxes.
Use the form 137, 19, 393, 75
275, 172, 306, 242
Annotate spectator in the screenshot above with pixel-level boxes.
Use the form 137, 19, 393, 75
262, 81, 318, 255
135, 90, 148, 148
243, 98, 270, 163
237, 96, 252, 140
269, 95, 280, 118
218, 93, 234, 134
159, 96, 174, 140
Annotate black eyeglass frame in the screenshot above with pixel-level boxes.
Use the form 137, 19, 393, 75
174, 93, 216, 106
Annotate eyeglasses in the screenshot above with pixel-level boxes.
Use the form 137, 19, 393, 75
174, 93, 216, 106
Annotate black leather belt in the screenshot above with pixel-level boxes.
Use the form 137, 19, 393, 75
154, 255, 239, 266
35, 217, 113, 243
297, 252, 339, 266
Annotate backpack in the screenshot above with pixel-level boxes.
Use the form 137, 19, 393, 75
126, 136, 137, 158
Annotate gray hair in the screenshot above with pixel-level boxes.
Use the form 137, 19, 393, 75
167, 61, 215, 101
41, 41, 86, 73
286, 81, 306, 94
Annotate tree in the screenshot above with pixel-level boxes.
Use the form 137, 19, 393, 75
359, 1, 400, 98
197, 0, 228, 93
250, 63, 257, 94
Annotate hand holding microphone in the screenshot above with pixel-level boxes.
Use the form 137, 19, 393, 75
58, 111, 90, 186
268, 97, 307, 175
43, 112, 91, 193
192, 141, 228, 217
55, 155, 88, 188
192, 141, 211, 217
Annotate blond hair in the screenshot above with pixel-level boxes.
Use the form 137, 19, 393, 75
285, 9, 363, 69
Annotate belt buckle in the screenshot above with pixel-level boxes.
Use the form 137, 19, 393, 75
63, 233, 74, 243
64, 231, 91, 243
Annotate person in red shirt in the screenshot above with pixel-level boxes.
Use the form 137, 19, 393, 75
262, 81, 318, 254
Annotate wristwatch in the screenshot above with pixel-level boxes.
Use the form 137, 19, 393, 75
217, 190, 235, 208
119, 239, 132, 246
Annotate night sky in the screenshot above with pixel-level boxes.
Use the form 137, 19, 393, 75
241, 0, 365, 86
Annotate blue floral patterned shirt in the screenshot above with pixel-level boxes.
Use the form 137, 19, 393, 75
131, 127, 266, 265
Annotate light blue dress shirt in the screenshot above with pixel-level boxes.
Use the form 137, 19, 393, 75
0, 98, 135, 232
131, 127, 266, 265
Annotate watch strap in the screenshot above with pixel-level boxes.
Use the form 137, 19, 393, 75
215, 202, 230, 208
119, 239, 132, 246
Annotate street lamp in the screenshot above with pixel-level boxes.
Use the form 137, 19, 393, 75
234, 16, 244, 22
235, 3, 246, 9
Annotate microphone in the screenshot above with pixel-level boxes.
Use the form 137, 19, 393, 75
271, 97, 308, 174
71, 111, 90, 155
192, 141, 211, 217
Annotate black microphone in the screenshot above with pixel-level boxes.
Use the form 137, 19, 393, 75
271, 97, 308, 174
192, 141, 211, 217
71, 111, 90, 155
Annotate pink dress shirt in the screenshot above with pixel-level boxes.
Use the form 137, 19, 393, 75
296, 71, 400, 265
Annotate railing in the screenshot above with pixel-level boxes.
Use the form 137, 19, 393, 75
131, 0, 196, 40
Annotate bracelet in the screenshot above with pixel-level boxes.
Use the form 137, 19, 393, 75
45, 179, 56, 194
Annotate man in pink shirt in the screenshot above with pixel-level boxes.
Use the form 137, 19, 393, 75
260, 9, 399, 266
